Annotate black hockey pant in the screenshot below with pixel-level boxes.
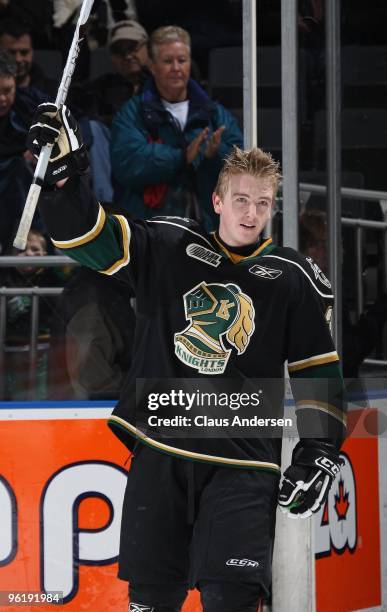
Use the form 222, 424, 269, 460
129, 580, 263, 611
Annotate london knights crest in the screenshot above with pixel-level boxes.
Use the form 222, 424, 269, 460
174, 281, 255, 374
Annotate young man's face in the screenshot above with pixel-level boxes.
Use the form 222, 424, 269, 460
0, 75, 16, 116
0, 33, 33, 85
213, 173, 275, 247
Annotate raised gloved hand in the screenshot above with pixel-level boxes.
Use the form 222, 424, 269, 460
27, 102, 88, 184
278, 439, 344, 519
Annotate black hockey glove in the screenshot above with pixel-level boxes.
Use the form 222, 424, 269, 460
278, 440, 344, 519
27, 102, 89, 184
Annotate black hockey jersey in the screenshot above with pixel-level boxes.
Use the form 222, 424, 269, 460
39, 176, 346, 472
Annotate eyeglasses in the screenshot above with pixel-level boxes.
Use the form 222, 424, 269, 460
110, 40, 144, 57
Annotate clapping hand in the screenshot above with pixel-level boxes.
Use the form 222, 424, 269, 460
186, 125, 226, 164
204, 125, 226, 158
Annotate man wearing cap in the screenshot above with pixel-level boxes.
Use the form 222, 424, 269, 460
70, 19, 150, 126
66, 19, 150, 203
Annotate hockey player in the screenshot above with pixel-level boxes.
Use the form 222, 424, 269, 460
27, 104, 346, 612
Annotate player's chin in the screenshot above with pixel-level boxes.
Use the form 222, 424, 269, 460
238, 224, 260, 242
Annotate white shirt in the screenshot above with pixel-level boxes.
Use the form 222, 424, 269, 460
161, 99, 189, 131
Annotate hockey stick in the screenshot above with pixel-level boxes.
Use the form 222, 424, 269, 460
13, 0, 94, 250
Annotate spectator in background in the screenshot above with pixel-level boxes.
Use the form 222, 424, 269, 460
299, 210, 387, 377
70, 20, 150, 126
69, 20, 151, 204
0, 19, 57, 105
1, 229, 61, 400
111, 25, 243, 229
59, 267, 136, 399
0, 0, 53, 48
0, 49, 40, 253
105, 20, 150, 108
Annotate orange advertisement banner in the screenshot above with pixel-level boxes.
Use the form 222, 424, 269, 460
315, 409, 382, 611
0, 406, 383, 611
0, 412, 201, 611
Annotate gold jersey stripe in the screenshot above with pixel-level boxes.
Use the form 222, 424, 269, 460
288, 351, 339, 372
296, 400, 347, 427
99, 215, 131, 275
52, 205, 106, 248
211, 233, 273, 264
108, 415, 281, 472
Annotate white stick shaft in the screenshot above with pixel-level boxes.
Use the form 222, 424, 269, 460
13, 0, 94, 250
55, 0, 94, 107
13, 184, 43, 250
34, 144, 52, 181
13, 145, 52, 250
55, 26, 83, 107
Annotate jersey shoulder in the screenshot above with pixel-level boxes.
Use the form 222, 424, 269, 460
265, 245, 334, 298
144, 216, 213, 247
147, 215, 201, 230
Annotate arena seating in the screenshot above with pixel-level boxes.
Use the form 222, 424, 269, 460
342, 46, 387, 108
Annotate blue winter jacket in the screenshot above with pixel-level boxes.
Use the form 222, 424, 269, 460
110, 77, 243, 229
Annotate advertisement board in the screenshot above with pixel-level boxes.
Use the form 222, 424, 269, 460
0, 403, 201, 611
315, 408, 382, 611
0, 402, 385, 611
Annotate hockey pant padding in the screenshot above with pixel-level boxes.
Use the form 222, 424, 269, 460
129, 582, 188, 612
199, 581, 262, 612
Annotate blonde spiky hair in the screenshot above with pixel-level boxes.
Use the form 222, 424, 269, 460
215, 146, 282, 200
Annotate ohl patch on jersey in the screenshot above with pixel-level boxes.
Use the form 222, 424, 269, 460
174, 281, 255, 374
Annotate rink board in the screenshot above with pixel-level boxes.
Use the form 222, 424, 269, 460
0, 400, 386, 611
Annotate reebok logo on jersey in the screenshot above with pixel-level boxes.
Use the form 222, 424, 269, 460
226, 558, 260, 568
186, 243, 222, 267
249, 264, 282, 279
129, 604, 155, 612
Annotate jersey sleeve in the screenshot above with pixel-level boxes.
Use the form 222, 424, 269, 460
38, 175, 156, 288
286, 255, 346, 448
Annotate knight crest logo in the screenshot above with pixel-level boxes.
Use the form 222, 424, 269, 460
174, 281, 255, 374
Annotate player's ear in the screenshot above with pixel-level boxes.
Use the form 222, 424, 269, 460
212, 192, 222, 215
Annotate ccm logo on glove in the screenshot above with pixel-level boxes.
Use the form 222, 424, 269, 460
315, 456, 340, 477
